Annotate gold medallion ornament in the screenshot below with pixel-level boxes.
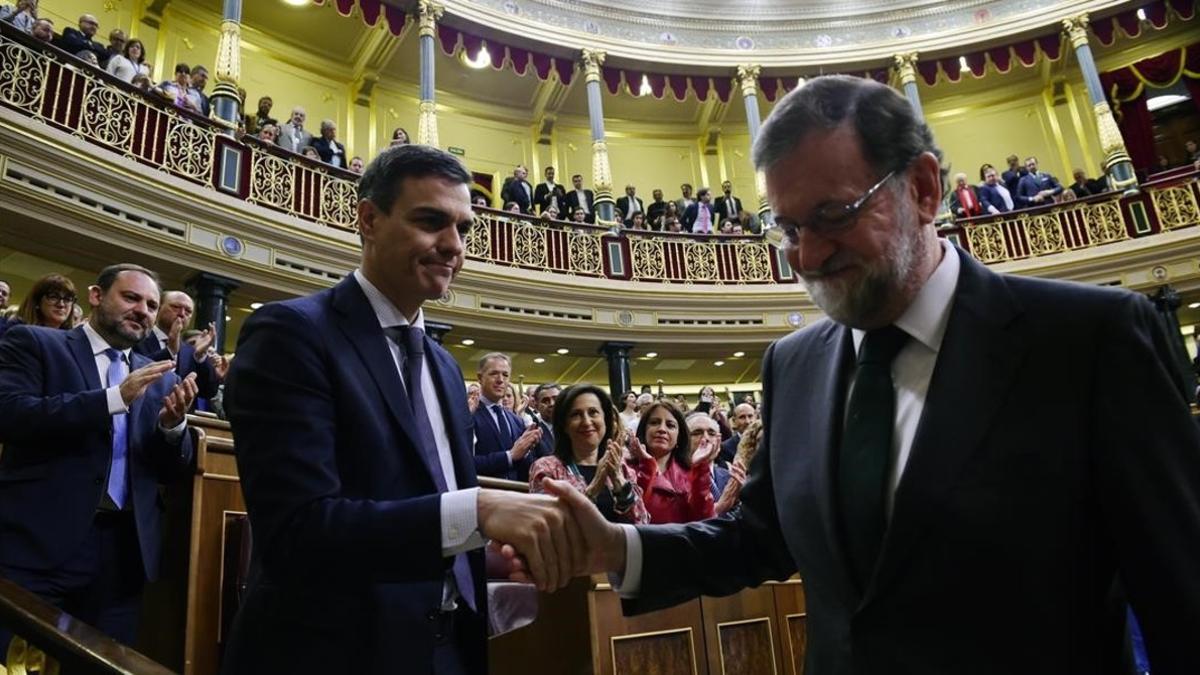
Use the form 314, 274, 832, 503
893, 52, 919, 87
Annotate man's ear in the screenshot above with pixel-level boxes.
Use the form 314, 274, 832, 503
911, 151, 944, 224
357, 199, 378, 243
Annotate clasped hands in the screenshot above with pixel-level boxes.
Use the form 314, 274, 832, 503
478, 480, 624, 593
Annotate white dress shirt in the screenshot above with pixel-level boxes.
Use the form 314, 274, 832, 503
615, 239, 961, 596
82, 322, 186, 440
574, 189, 590, 213
352, 269, 482, 557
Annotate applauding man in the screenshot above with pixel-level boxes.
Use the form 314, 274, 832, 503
472, 352, 542, 481
0, 264, 196, 645
134, 290, 221, 402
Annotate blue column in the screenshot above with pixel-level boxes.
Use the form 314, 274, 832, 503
893, 53, 924, 121
416, 1, 443, 146
209, 0, 242, 134
1064, 15, 1138, 194
581, 49, 615, 223
738, 65, 771, 222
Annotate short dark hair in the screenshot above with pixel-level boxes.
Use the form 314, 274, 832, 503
174, 63, 190, 75
96, 263, 159, 292
533, 382, 561, 400
552, 384, 619, 464
571, 174, 582, 181
697, 188, 710, 198
18, 273, 76, 327
192, 65, 209, 76
753, 75, 947, 188
636, 401, 691, 469
358, 144, 471, 216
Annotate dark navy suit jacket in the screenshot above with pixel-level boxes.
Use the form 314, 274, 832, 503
310, 137, 347, 168
977, 183, 1011, 214
471, 403, 532, 481
220, 275, 486, 675
0, 325, 194, 581
133, 332, 220, 400
625, 248, 1200, 674
1016, 171, 1064, 208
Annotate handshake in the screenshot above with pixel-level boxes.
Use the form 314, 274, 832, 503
477, 479, 624, 592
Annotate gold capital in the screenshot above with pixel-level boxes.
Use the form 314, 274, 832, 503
417, 99, 439, 148
214, 19, 241, 87
1063, 14, 1090, 50
737, 64, 761, 100
591, 138, 613, 195
581, 49, 606, 84
893, 52, 919, 87
418, 0, 444, 38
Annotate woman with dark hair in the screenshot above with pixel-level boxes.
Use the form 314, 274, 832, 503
390, 127, 410, 146
631, 401, 718, 523
1, 273, 76, 337
106, 37, 148, 83
528, 384, 648, 524
618, 390, 639, 431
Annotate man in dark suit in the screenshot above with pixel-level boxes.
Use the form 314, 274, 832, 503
52, 14, 108, 65
715, 180, 743, 221
527, 382, 560, 460
0, 263, 197, 645
472, 352, 540, 481
220, 145, 583, 675
615, 185, 644, 226
551, 76, 1200, 675
311, 119, 348, 169
718, 402, 756, 466
976, 166, 1013, 215
564, 174, 594, 223
1000, 153, 1026, 195
1016, 156, 1064, 208
532, 166, 563, 216
133, 290, 221, 402
681, 188, 717, 233
646, 189, 669, 227
501, 165, 534, 214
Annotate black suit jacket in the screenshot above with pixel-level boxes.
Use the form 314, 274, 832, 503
532, 182, 564, 214
715, 195, 742, 221
615, 195, 644, 222
502, 179, 534, 214
53, 28, 108, 65
681, 201, 716, 233
310, 137, 347, 168
718, 432, 740, 467
625, 248, 1200, 674
564, 189, 595, 223
220, 276, 486, 674
133, 333, 220, 401
471, 403, 532, 481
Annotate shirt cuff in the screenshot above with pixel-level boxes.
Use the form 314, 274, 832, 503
105, 386, 129, 415
442, 487, 484, 556
608, 524, 643, 598
160, 417, 187, 444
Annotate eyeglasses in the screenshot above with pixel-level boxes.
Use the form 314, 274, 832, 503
778, 169, 897, 242
44, 292, 76, 306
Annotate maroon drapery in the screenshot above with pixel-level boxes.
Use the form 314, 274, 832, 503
313, 0, 407, 35
1117, 95, 1157, 170
1100, 41, 1200, 170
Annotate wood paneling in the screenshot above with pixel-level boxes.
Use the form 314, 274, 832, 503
701, 586, 779, 675
769, 582, 807, 675
612, 628, 697, 675
590, 587, 707, 675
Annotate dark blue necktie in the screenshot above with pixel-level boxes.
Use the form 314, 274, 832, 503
385, 325, 476, 612
491, 404, 512, 447
838, 326, 909, 591
103, 348, 129, 509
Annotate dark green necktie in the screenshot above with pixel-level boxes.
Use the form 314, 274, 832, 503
838, 325, 909, 590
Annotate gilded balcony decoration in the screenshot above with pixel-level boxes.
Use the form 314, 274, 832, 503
1081, 200, 1128, 245
4, 635, 59, 675
165, 120, 216, 181
964, 223, 1008, 264
1153, 185, 1200, 232
1024, 212, 1067, 256
249, 152, 296, 210
0, 38, 45, 112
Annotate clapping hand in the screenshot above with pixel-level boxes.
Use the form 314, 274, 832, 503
466, 387, 481, 414
191, 322, 217, 358
625, 435, 651, 464
715, 459, 747, 515
159, 372, 198, 428
690, 434, 721, 467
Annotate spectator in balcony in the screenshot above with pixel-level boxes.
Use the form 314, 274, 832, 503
570, 209, 587, 224
53, 14, 107, 67
349, 156, 365, 174
629, 212, 649, 231
245, 96, 277, 135
310, 119, 346, 169
1016, 156, 1063, 208
189, 65, 210, 117
277, 106, 312, 154
978, 166, 1013, 214
540, 206, 560, 222
1068, 169, 1094, 199
1185, 139, 1199, 164
472, 195, 488, 207
104, 28, 125, 68
611, 208, 624, 225
256, 123, 278, 144
501, 165, 534, 214
681, 187, 716, 233
502, 201, 520, 213
565, 173, 594, 223
0, 279, 9, 309
949, 172, 983, 219
978, 163, 994, 184
647, 188, 668, 226
631, 401, 717, 524
301, 146, 319, 161
663, 216, 683, 233
5, 273, 76, 336
654, 200, 679, 231
29, 17, 52, 43
718, 218, 736, 234
105, 38, 148, 84
129, 72, 151, 92
616, 184, 644, 226
533, 166, 562, 215
1001, 153, 1026, 195
675, 183, 695, 215
74, 50, 99, 67
737, 208, 762, 235
389, 127, 410, 146
156, 63, 200, 113
0, 0, 37, 33
716, 180, 743, 222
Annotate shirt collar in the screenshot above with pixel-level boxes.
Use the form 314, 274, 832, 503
152, 324, 168, 343
82, 321, 132, 360
353, 268, 426, 331
852, 238, 959, 355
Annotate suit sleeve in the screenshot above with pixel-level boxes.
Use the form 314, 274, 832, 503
225, 304, 445, 583
1094, 293, 1200, 674
0, 327, 110, 444
622, 341, 797, 615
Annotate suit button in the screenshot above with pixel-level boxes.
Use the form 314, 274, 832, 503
94, 477, 103, 485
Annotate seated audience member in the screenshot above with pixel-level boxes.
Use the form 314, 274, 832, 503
675, 183, 695, 215
540, 206, 560, 222
503, 201, 521, 214
310, 120, 347, 168
682, 187, 716, 233
472, 353, 540, 481
618, 391, 639, 430
472, 196, 488, 207
348, 156, 365, 174
75, 50, 99, 67
389, 127, 410, 146
631, 401, 718, 524
277, 107, 312, 154
571, 209, 587, 223
105, 38, 148, 84
1001, 153, 1026, 194
564, 173, 594, 223
1154, 155, 1171, 173
647, 189, 668, 224
0, 0, 36, 32
718, 219, 736, 234
1016, 156, 1063, 207
29, 17, 52, 43
156, 63, 200, 113
1, 273, 76, 337
130, 73, 152, 91
245, 96, 277, 135
949, 172, 983, 218
1068, 169, 1093, 199
616, 185, 644, 226
529, 384, 648, 524
736, 208, 762, 234
1184, 139, 1199, 166
978, 166, 1013, 214
53, 14, 107, 65
655, 200, 679, 230
301, 146, 320, 161
189, 65, 210, 117
731, 225, 745, 235
1087, 171, 1111, 195
1058, 189, 1077, 204
663, 216, 683, 233
256, 124, 279, 144
713, 419, 762, 515
103, 28, 124, 67
628, 212, 649, 230
684, 412, 735, 512
611, 208, 624, 224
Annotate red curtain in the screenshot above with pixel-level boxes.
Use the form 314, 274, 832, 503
1117, 95, 1158, 171
1101, 41, 1200, 170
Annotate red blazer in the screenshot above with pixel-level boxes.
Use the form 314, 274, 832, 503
632, 456, 715, 524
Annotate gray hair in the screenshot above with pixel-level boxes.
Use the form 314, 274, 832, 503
320, 119, 336, 132
477, 352, 511, 372
752, 75, 947, 187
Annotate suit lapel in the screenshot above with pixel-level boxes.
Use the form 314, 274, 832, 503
867, 250, 1030, 600
330, 277, 443, 490
66, 326, 102, 391
427, 343, 478, 489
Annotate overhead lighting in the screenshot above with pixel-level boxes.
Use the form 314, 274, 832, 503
645, 351, 658, 358
250, 302, 263, 310
1189, 302, 1200, 309
282, 0, 308, 6
225, 315, 232, 321
556, 348, 569, 355
959, 56, 970, 73
713, 360, 725, 366
1146, 94, 1188, 112
638, 74, 652, 97
1137, 8, 1147, 20
533, 357, 546, 364
461, 338, 475, 346
463, 45, 491, 70
733, 351, 745, 358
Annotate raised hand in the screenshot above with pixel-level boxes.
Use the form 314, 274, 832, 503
191, 322, 217, 358
542, 478, 626, 576
603, 440, 628, 489
715, 460, 747, 515
119, 360, 176, 408
212, 353, 230, 382
626, 435, 651, 463
478, 488, 584, 592
690, 434, 721, 467
159, 372, 198, 427
166, 316, 185, 356
466, 387, 480, 414
509, 425, 543, 462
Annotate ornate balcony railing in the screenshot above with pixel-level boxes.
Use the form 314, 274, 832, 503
2, 24, 1198, 285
